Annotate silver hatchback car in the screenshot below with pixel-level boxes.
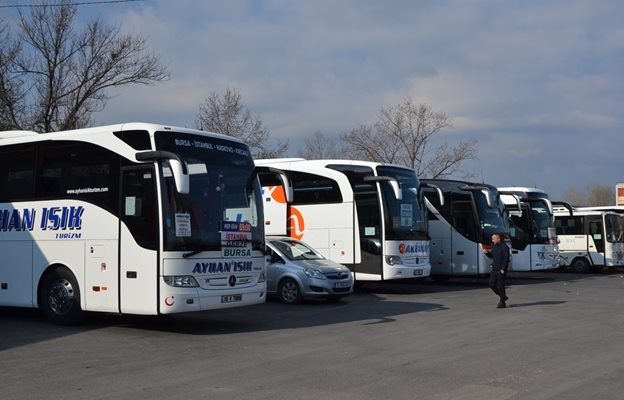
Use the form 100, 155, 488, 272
266, 236, 354, 304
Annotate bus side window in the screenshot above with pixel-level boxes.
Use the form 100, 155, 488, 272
0, 143, 35, 202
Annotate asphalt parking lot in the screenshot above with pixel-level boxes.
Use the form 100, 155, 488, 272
2, 269, 624, 400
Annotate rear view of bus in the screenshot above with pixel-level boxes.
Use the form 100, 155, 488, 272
257, 159, 431, 281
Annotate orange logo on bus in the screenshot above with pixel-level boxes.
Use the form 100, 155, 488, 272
288, 206, 305, 240
267, 186, 286, 204
399, 243, 406, 254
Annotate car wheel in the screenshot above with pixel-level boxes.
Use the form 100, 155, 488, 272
571, 257, 590, 273
278, 278, 302, 304
39, 267, 84, 325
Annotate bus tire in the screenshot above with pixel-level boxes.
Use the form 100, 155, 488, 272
278, 278, 302, 305
571, 258, 590, 273
39, 267, 84, 325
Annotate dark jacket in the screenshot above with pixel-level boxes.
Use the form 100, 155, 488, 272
485, 242, 510, 271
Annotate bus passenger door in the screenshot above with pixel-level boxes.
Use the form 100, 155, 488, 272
262, 185, 288, 236
119, 166, 159, 315
587, 216, 605, 265
354, 191, 383, 278
450, 199, 480, 275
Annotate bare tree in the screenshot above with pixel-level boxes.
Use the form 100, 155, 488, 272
587, 184, 614, 206
341, 99, 477, 178
561, 183, 614, 206
0, 1, 169, 132
298, 130, 340, 159
196, 88, 288, 158
0, 21, 26, 130
561, 186, 585, 206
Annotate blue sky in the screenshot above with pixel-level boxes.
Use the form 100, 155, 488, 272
3, 0, 623, 199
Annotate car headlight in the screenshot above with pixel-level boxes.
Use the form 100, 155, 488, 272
258, 272, 266, 283
386, 255, 403, 266
303, 268, 326, 279
163, 275, 199, 287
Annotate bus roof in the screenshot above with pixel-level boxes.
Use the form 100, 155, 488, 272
498, 187, 549, 200
0, 122, 245, 145
421, 178, 499, 192
256, 158, 417, 172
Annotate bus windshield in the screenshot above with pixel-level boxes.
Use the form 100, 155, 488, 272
474, 189, 508, 243
155, 132, 264, 252
605, 214, 624, 243
377, 166, 428, 241
530, 200, 554, 244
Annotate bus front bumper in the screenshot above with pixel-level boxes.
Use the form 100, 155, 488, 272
159, 283, 266, 314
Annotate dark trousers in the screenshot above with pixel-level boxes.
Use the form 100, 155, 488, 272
489, 270, 507, 302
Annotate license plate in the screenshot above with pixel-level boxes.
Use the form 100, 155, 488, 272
413, 269, 424, 276
221, 294, 242, 303
334, 282, 351, 288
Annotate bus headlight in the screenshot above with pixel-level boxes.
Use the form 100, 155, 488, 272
164, 276, 199, 288
258, 272, 266, 283
304, 268, 326, 279
386, 256, 403, 266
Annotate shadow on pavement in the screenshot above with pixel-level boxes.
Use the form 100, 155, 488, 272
507, 300, 567, 308
0, 292, 446, 348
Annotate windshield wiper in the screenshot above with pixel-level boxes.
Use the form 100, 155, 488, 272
182, 249, 207, 258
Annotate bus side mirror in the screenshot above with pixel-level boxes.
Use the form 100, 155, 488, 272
136, 150, 190, 194
169, 159, 190, 194
254, 166, 293, 203
388, 180, 402, 201
421, 183, 444, 206
482, 190, 493, 208
364, 175, 402, 200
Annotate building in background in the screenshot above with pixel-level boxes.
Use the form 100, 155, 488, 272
617, 183, 624, 206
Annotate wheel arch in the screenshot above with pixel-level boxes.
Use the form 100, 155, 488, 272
36, 263, 78, 308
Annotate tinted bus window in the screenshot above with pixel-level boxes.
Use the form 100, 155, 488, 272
36, 141, 120, 213
0, 143, 35, 202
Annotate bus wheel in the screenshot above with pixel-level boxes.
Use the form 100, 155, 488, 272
278, 278, 302, 305
39, 268, 84, 325
571, 258, 590, 273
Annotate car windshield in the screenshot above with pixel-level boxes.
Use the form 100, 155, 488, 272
155, 131, 264, 252
271, 240, 323, 261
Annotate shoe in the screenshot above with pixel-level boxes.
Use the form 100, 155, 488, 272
497, 302, 506, 308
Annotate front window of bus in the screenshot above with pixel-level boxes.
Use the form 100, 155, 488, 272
530, 200, 554, 244
377, 166, 428, 240
474, 189, 508, 243
605, 214, 624, 243
155, 132, 264, 252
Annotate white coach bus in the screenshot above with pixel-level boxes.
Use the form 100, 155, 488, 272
0, 123, 277, 323
421, 179, 509, 280
498, 187, 573, 271
256, 159, 438, 282
553, 206, 624, 272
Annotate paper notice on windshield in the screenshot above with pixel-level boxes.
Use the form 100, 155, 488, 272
175, 213, 191, 237
221, 221, 252, 257
401, 204, 413, 226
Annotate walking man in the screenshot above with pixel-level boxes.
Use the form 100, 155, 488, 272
483, 233, 510, 308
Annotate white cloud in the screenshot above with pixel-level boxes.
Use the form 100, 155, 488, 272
57, 0, 624, 198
